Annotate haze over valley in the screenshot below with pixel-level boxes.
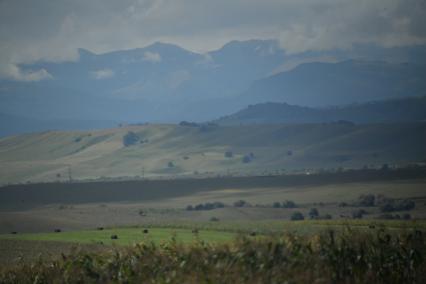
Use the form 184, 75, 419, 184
1, 1, 426, 282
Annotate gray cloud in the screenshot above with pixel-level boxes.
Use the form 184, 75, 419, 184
1, 0, 425, 80
90, 68, 115, 80
143, 51, 162, 63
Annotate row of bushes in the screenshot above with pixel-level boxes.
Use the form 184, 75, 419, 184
345, 194, 416, 213
273, 200, 297, 208
186, 200, 299, 210
186, 202, 225, 211
290, 209, 332, 221
224, 151, 255, 163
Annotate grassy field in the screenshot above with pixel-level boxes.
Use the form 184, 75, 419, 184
0, 122, 425, 184
0, 227, 235, 246
1, 172, 425, 234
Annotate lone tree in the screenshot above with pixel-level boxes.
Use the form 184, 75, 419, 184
123, 131, 139, 147
242, 155, 252, 163
224, 151, 233, 158
309, 208, 319, 219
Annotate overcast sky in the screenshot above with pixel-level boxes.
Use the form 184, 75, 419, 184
1, 0, 426, 81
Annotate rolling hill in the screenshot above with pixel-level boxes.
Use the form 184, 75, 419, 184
0, 122, 425, 184
239, 60, 426, 107
215, 96, 426, 125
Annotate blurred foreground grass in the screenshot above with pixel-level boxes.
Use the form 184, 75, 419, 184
1, 227, 425, 283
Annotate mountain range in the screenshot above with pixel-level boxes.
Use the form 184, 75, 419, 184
215, 96, 426, 125
1, 39, 426, 136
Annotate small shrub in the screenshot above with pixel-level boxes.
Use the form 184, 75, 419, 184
290, 211, 304, 221
179, 121, 199, 127
282, 200, 296, 208
309, 208, 319, 219
168, 161, 175, 168
273, 202, 281, 208
224, 151, 233, 158
233, 200, 248, 207
190, 202, 225, 211
320, 214, 332, 220
212, 201, 225, 208
352, 209, 367, 219
380, 198, 415, 212
210, 217, 220, 222
242, 155, 252, 163
122, 131, 139, 147
358, 194, 375, 207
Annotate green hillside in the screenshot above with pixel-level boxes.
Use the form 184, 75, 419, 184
0, 122, 425, 184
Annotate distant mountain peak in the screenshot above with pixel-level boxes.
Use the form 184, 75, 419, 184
77, 48, 96, 59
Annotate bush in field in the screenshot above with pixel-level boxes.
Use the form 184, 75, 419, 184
122, 131, 139, 147
233, 200, 249, 207
352, 209, 367, 219
242, 155, 252, 163
282, 200, 296, 208
308, 208, 319, 219
179, 121, 199, 127
320, 214, 332, 220
290, 211, 305, 220
357, 194, 375, 207
380, 198, 415, 212
1, 230, 425, 283
224, 151, 233, 158
378, 213, 411, 220
273, 202, 281, 208
188, 202, 225, 211
403, 213, 412, 220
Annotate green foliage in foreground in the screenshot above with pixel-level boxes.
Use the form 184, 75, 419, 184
1, 229, 425, 283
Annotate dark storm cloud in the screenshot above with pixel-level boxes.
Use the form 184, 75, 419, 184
1, 0, 425, 80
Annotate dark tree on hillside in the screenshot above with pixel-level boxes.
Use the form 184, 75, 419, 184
242, 155, 252, 163
122, 131, 139, 147
224, 151, 233, 158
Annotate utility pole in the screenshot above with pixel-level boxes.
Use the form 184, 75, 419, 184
68, 165, 73, 183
